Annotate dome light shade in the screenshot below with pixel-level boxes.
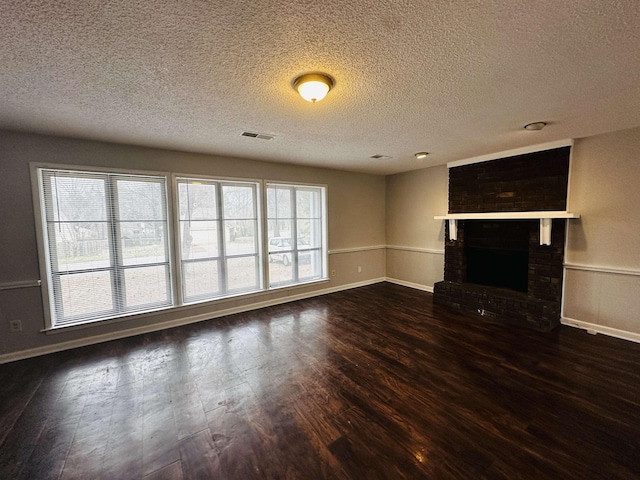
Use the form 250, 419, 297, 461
294, 73, 333, 103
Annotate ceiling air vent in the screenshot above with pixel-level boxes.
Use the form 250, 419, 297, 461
241, 131, 274, 140
370, 154, 392, 160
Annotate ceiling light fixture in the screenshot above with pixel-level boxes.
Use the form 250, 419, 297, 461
293, 73, 334, 103
414, 152, 429, 159
523, 121, 547, 131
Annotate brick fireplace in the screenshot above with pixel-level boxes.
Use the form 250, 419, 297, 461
433, 146, 571, 331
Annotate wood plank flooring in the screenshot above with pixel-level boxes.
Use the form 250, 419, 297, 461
1, 282, 639, 479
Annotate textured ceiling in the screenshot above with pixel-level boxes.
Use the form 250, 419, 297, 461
1, 0, 640, 175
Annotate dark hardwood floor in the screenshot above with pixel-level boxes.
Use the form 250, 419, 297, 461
1, 282, 639, 479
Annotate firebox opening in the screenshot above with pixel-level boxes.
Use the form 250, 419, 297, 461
464, 220, 530, 293
466, 247, 529, 292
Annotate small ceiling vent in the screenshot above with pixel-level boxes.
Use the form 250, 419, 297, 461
241, 131, 274, 140
370, 154, 392, 159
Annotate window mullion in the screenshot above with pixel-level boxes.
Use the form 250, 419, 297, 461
108, 176, 124, 312
291, 187, 299, 283
159, 176, 174, 306
261, 181, 270, 289
170, 177, 183, 306
252, 184, 261, 290
216, 182, 227, 294
178, 180, 192, 300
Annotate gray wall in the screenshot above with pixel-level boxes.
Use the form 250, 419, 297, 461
385, 164, 447, 290
3, 125, 640, 359
563, 126, 640, 337
385, 126, 640, 339
0, 130, 386, 358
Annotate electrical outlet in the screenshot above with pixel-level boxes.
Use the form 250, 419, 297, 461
9, 320, 22, 332
357, 265, 362, 273
331, 270, 336, 277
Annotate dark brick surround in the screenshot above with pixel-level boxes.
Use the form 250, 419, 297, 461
433, 147, 570, 331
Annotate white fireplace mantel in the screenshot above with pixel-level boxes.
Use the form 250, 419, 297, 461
434, 211, 580, 246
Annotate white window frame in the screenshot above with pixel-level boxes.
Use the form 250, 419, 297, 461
174, 175, 263, 305
31, 164, 329, 331
31, 164, 175, 330
264, 181, 328, 288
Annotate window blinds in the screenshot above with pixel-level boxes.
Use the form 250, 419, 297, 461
38, 168, 173, 326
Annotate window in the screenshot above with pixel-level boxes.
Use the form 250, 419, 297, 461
34, 167, 327, 329
36, 168, 172, 327
267, 183, 327, 287
176, 178, 262, 303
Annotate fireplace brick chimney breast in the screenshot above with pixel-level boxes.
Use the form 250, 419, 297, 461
434, 147, 570, 331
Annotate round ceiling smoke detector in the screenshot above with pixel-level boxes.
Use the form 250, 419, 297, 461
524, 122, 547, 131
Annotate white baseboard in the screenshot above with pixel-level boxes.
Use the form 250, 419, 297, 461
0, 277, 386, 364
561, 317, 640, 344
385, 277, 434, 293
9, 281, 637, 364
